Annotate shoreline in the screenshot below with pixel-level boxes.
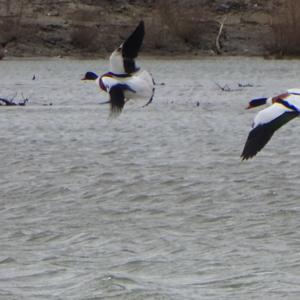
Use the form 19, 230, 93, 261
2, 53, 300, 61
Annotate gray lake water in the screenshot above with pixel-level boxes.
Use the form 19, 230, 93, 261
1, 57, 300, 300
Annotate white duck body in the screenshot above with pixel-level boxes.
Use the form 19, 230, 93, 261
252, 90, 300, 128
283, 92, 300, 111
287, 88, 300, 96
83, 21, 155, 115
99, 70, 154, 101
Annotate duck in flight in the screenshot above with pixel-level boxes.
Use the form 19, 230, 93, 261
82, 21, 155, 116
241, 89, 300, 160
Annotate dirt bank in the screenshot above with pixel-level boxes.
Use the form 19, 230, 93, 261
0, 0, 287, 58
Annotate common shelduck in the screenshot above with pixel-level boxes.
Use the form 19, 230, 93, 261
241, 89, 300, 160
82, 21, 155, 116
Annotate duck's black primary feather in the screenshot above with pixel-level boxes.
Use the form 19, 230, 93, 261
122, 21, 145, 74
241, 111, 299, 160
109, 85, 125, 116
122, 21, 144, 59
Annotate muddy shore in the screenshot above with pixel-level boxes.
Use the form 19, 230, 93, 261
0, 0, 289, 58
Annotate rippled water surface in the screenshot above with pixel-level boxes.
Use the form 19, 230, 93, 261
1, 57, 300, 299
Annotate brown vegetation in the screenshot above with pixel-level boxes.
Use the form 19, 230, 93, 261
155, 0, 220, 52
268, 0, 300, 56
0, 0, 24, 58
0, 19, 18, 44
0, 0, 293, 57
70, 26, 98, 50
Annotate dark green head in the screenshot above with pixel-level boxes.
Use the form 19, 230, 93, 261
247, 98, 268, 109
82, 71, 98, 81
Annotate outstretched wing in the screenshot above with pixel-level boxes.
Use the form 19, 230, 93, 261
241, 104, 298, 160
122, 20, 145, 58
109, 21, 145, 75
109, 85, 125, 117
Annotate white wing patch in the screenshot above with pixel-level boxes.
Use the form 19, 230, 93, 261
287, 88, 300, 95
109, 48, 125, 74
284, 94, 300, 110
253, 104, 290, 128
101, 76, 119, 92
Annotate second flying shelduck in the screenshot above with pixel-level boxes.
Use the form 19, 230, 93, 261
241, 89, 300, 160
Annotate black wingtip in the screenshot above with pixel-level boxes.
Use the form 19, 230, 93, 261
121, 20, 145, 74
122, 20, 145, 57
109, 85, 125, 117
131, 20, 145, 38
241, 111, 299, 161
134, 20, 145, 41
241, 145, 256, 160
240, 154, 253, 161
109, 106, 123, 118
139, 20, 144, 28
241, 137, 261, 161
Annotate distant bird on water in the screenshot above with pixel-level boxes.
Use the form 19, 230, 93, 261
82, 21, 155, 116
241, 89, 300, 160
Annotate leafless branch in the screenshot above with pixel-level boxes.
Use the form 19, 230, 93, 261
0, 93, 29, 106
215, 82, 242, 92
216, 16, 227, 55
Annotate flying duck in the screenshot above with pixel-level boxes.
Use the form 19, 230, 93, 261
241, 89, 300, 160
82, 21, 155, 116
